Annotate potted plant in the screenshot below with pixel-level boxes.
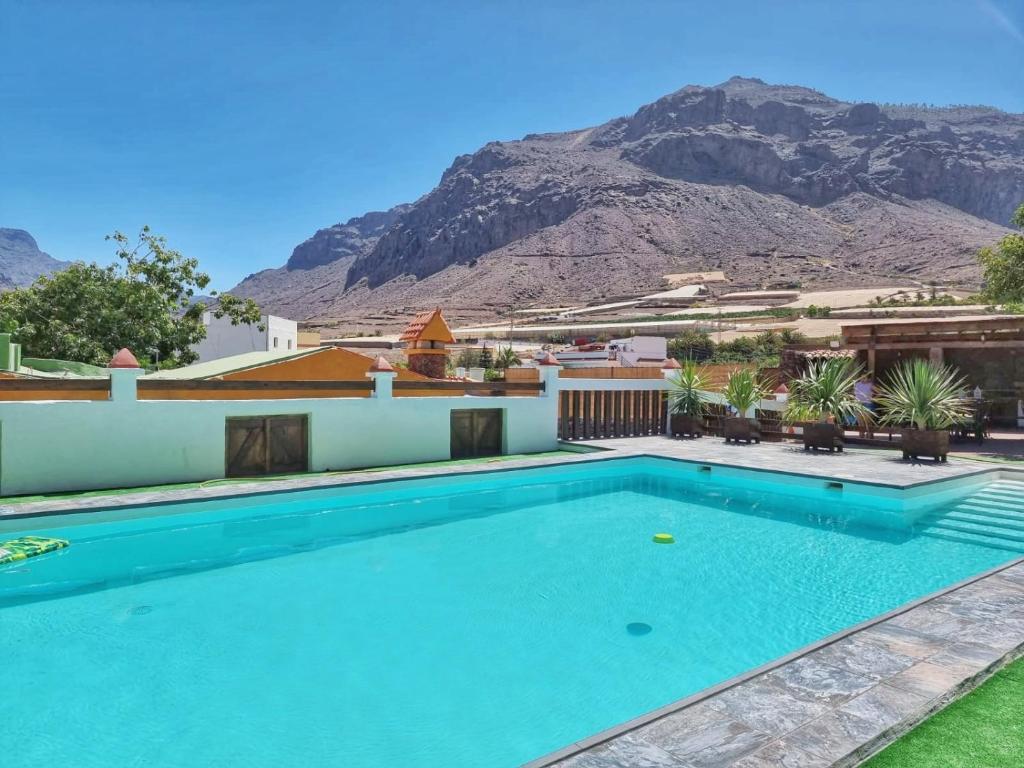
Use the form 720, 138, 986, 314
875, 360, 971, 462
666, 360, 710, 438
785, 357, 869, 452
722, 369, 769, 444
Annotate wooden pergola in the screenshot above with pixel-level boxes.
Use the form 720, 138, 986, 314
840, 315, 1024, 373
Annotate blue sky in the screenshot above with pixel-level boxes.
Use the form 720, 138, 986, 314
2, 0, 1022, 291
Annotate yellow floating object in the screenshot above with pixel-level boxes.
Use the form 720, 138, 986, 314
0, 536, 69, 565
652, 533, 675, 544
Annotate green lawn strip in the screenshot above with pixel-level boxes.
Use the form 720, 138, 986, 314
863, 655, 1024, 768
0, 450, 581, 506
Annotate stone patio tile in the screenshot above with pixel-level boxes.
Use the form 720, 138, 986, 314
964, 575, 1024, 601
838, 683, 929, 731
996, 563, 1024, 587
806, 637, 916, 681
886, 604, 987, 642
632, 701, 770, 766
926, 640, 1007, 676
728, 738, 834, 768
556, 731, 686, 768
762, 655, 875, 707
932, 578, 1024, 618
705, 677, 830, 737
855, 623, 946, 660
884, 661, 973, 699
784, 709, 887, 763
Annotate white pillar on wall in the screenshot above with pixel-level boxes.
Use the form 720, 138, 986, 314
367, 356, 397, 399
536, 353, 562, 398
661, 358, 681, 432
107, 348, 143, 402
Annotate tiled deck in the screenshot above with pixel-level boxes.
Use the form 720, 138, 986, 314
584, 436, 995, 488
5, 436, 1023, 768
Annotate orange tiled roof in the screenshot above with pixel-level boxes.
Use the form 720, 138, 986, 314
399, 308, 455, 344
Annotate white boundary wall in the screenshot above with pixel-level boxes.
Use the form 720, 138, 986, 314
0, 367, 784, 496
0, 368, 561, 496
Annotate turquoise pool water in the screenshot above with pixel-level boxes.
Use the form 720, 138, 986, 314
0, 458, 1018, 767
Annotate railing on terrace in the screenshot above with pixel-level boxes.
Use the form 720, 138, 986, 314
558, 389, 667, 440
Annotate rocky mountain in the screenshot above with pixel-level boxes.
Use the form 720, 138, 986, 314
232, 77, 1024, 331
0, 229, 68, 290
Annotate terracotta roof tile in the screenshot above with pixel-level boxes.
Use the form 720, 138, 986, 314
108, 348, 141, 369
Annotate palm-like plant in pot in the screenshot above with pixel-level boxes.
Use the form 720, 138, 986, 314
875, 360, 971, 462
722, 369, 769, 444
785, 357, 870, 452
666, 360, 710, 438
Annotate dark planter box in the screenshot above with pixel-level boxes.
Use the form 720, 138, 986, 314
670, 413, 704, 438
723, 416, 761, 444
803, 422, 844, 453
901, 428, 949, 462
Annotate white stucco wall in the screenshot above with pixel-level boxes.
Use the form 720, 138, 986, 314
0, 387, 558, 496
191, 313, 298, 362
0, 368, 783, 496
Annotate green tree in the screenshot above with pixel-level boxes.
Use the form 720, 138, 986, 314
978, 203, 1024, 303
668, 329, 715, 361
0, 227, 262, 367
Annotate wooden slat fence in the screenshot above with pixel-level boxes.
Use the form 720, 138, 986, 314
558, 389, 668, 440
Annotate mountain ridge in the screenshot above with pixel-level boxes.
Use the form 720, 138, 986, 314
0, 229, 69, 290
232, 77, 1024, 331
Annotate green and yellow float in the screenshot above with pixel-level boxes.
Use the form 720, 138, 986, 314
0, 536, 69, 565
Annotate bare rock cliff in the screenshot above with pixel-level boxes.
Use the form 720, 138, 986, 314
232, 77, 1024, 329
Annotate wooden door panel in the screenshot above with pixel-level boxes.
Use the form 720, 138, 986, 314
451, 409, 503, 459
226, 415, 309, 477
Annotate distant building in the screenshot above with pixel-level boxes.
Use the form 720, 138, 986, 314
191, 312, 298, 363
400, 309, 455, 378
538, 336, 667, 368
297, 330, 322, 349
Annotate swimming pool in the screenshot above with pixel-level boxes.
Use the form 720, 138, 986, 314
2, 457, 1021, 767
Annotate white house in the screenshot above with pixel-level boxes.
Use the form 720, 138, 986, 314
191, 312, 299, 363
609, 336, 668, 367
538, 336, 668, 368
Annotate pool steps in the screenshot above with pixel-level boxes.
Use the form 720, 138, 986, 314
916, 479, 1024, 553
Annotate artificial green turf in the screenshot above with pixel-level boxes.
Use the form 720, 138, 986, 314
0, 449, 589, 505
862, 655, 1024, 768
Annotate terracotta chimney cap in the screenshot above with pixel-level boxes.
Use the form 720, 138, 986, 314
661, 358, 682, 370
108, 348, 141, 369
536, 352, 561, 366
368, 355, 395, 373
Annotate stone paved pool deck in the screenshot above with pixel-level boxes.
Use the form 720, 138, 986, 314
4, 437, 1023, 768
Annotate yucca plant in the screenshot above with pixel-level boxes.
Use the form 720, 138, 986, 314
723, 368, 769, 417
875, 360, 971, 430
666, 360, 710, 417
785, 357, 870, 425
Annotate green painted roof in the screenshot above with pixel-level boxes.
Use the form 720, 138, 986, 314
144, 349, 319, 380
21, 357, 108, 377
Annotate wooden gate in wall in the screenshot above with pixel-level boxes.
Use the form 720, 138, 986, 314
226, 415, 309, 477
558, 389, 667, 440
450, 408, 503, 459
